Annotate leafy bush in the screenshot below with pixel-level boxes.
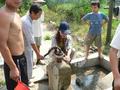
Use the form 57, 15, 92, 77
19, 0, 32, 16
45, 0, 91, 23
0, 0, 4, 7
0, 0, 31, 16
44, 32, 52, 40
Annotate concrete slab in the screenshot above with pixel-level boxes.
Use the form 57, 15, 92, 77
97, 72, 113, 90
71, 53, 99, 68
32, 65, 48, 83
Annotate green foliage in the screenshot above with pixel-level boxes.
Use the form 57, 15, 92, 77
43, 32, 52, 40
111, 19, 120, 37
19, 0, 32, 16
45, 0, 91, 23
0, 0, 31, 16
43, 5, 62, 25
0, 0, 4, 7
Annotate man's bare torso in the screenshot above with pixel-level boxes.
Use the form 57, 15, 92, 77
0, 7, 24, 55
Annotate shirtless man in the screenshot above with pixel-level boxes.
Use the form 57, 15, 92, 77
0, 0, 28, 90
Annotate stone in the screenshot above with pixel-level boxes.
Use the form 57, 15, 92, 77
47, 60, 72, 90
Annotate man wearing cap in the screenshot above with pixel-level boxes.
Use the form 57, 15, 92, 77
51, 21, 75, 63
21, 4, 44, 86
81, 1, 108, 64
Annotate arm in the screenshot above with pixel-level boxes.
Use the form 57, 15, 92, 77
102, 13, 109, 26
31, 43, 43, 60
109, 48, 120, 90
51, 36, 57, 47
66, 35, 72, 57
109, 29, 120, 90
64, 35, 73, 61
22, 22, 43, 59
0, 13, 19, 81
81, 13, 90, 25
109, 48, 120, 79
66, 49, 72, 58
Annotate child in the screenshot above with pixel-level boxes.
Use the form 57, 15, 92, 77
81, 1, 108, 63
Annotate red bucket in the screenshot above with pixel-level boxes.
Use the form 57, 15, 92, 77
14, 81, 30, 90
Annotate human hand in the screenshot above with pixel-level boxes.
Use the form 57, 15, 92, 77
63, 55, 71, 63
64, 55, 70, 61
37, 54, 44, 60
10, 67, 20, 81
114, 77, 120, 90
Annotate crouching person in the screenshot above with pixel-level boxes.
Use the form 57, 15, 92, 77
51, 21, 75, 63
46, 21, 74, 90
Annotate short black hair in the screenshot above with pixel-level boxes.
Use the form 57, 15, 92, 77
29, 4, 42, 14
91, 1, 100, 8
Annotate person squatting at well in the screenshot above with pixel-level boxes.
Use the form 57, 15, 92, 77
51, 21, 75, 63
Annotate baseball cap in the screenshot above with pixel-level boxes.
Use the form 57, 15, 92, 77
59, 21, 71, 34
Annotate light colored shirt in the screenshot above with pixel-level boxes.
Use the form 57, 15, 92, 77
82, 12, 108, 36
51, 35, 72, 50
21, 15, 35, 48
110, 24, 120, 58
32, 12, 44, 37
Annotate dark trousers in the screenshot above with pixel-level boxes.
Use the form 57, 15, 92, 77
112, 59, 120, 90
4, 53, 28, 90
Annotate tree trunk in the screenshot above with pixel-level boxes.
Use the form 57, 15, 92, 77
105, 0, 115, 45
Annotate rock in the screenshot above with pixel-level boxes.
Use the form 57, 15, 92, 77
47, 60, 72, 90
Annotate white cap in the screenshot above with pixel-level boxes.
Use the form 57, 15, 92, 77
91, 0, 99, 3
32, 0, 46, 3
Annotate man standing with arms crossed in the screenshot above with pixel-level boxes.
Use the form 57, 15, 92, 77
0, 0, 28, 90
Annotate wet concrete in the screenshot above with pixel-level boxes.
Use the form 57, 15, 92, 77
0, 63, 110, 90
30, 65, 109, 90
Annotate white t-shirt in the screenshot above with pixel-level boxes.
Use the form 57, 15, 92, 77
110, 24, 120, 58
32, 12, 44, 37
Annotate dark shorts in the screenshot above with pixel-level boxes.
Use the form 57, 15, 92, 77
4, 53, 28, 90
112, 59, 120, 90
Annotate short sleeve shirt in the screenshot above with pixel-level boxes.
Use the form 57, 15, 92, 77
82, 12, 108, 36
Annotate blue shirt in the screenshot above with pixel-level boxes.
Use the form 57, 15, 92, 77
82, 12, 108, 36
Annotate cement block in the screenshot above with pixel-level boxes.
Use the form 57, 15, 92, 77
97, 72, 113, 90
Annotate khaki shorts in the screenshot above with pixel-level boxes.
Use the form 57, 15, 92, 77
34, 37, 42, 46
84, 33, 102, 48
